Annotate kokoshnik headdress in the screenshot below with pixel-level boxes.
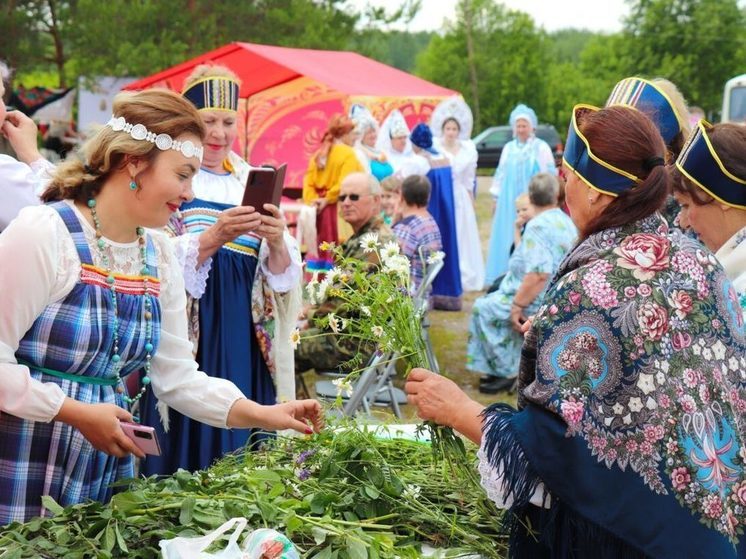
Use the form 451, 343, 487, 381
676, 119, 746, 209
106, 115, 204, 163
430, 96, 474, 140
182, 76, 240, 112
563, 104, 641, 197
606, 77, 684, 145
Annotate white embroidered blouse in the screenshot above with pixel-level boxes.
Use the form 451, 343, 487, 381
0, 201, 245, 426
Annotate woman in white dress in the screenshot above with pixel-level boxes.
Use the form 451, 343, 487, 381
432, 97, 485, 292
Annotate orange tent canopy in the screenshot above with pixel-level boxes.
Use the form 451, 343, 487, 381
125, 42, 456, 98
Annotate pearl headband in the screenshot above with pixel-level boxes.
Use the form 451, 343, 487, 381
106, 115, 204, 163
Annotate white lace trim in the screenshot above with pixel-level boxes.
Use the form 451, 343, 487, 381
171, 233, 212, 299
476, 440, 551, 510
54, 200, 176, 295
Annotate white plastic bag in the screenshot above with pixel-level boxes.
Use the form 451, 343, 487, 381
159, 517, 299, 559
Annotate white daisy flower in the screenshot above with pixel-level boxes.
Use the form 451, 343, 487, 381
361, 305, 371, 317
382, 240, 400, 260
426, 251, 445, 265
371, 325, 384, 338
360, 232, 380, 253
325, 267, 342, 284
332, 377, 354, 397
289, 328, 301, 349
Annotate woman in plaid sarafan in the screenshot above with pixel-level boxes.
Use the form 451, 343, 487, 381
0, 89, 322, 525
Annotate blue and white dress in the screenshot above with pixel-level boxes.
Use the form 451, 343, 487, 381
486, 136, 556, 285
467, 208, 576, 379
0, 201, 244, 524
140, 154, 302, 475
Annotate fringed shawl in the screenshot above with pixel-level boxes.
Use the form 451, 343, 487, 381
484, 213, 746, 557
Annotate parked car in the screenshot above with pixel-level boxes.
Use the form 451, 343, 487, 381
472, 124, 563, 169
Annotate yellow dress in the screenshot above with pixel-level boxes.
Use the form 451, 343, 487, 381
302, 143, 363, 243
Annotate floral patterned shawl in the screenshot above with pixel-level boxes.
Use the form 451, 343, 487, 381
485, 213, 746, 557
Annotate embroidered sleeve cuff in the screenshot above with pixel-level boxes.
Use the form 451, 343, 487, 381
259, 231, 303, 293
477, 429, 551, 510
172, 233, 212, 299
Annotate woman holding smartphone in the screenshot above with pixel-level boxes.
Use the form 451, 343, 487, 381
0, 88, 322, 525
139, 65, 303, 477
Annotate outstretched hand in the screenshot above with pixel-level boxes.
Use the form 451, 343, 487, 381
261, 400, 324, 434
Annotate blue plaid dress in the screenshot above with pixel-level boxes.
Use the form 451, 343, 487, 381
0, 202, 161, 524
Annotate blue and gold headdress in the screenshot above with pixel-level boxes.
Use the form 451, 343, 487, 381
606, 77, 683, 145
182, 77, 240, 112
563, 104, 641, 197
675, 119, 746, 209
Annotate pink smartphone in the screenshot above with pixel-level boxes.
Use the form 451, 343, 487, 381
120, 421, 161, 456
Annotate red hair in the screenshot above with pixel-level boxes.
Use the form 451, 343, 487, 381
578, 106, 670, 238
314, 114, 355, 169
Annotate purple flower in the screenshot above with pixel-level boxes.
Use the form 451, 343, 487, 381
295, 449, 317, 465
297, 468, 311, 481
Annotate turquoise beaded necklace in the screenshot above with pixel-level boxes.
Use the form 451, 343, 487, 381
87, 198, 153, 405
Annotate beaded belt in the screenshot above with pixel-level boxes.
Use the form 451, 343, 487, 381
17, 359, 120, 386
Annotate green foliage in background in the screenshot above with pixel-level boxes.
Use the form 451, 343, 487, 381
3, 0, 745, 137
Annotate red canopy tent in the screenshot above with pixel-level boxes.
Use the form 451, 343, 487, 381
125, 42, 458, 191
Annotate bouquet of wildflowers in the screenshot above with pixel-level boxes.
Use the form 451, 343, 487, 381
296, 234, 477, 480
299, 233, 440, 379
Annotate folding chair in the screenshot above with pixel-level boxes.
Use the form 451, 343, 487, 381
412, 251, 444, 374
315, 349, 407, 418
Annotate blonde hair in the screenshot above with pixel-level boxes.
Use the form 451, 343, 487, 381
514, 192, 530, 206
42, 89, 205, 203
183, 63, 242, 89
380, 175, 402, 193
651, 77, 691, 160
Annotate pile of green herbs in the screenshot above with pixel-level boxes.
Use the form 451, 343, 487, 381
0, 425, 507, 558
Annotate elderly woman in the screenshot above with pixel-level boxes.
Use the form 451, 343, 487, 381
467, 172, 576, 394
486, 104, 557, 285
673, 120, 746, 309
406, 104, 746, 557
303, 113, 363, 270
350, 104, 393, 182
140, 64, 304, 476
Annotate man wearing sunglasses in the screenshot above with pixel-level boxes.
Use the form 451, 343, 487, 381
296, 172, 397, 374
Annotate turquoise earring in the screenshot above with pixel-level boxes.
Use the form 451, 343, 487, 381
129, 180, 137, 191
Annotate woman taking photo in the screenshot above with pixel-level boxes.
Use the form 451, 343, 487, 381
139, 65, 304, 477
0, 89, 322, 524
406, 104, 746, 558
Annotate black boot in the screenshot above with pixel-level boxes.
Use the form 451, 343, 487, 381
479, 377, 515, 394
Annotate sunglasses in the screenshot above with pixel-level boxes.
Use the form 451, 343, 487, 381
338, 193, 370, 202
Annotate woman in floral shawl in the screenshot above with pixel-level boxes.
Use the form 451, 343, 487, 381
405, 104, 746, 558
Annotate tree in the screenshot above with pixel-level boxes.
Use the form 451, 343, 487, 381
623, 0, 745, 112
416, 0, 550, 133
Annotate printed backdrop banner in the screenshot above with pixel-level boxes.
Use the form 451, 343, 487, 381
125, 42, 457, 191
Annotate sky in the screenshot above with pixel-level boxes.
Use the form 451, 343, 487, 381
354, 0, 628, 33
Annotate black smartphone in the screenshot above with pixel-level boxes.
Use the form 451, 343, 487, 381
241, 164, 286, 216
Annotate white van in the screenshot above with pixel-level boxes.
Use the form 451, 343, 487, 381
722, 74, 746, 123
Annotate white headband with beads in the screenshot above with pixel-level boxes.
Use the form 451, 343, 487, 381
106, 115, 204, 163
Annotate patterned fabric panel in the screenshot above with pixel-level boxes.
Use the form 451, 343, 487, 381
179, 204, 261, 258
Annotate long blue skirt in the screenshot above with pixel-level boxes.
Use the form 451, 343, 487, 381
140, 199, 276, 475
427, 166, 462, 311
